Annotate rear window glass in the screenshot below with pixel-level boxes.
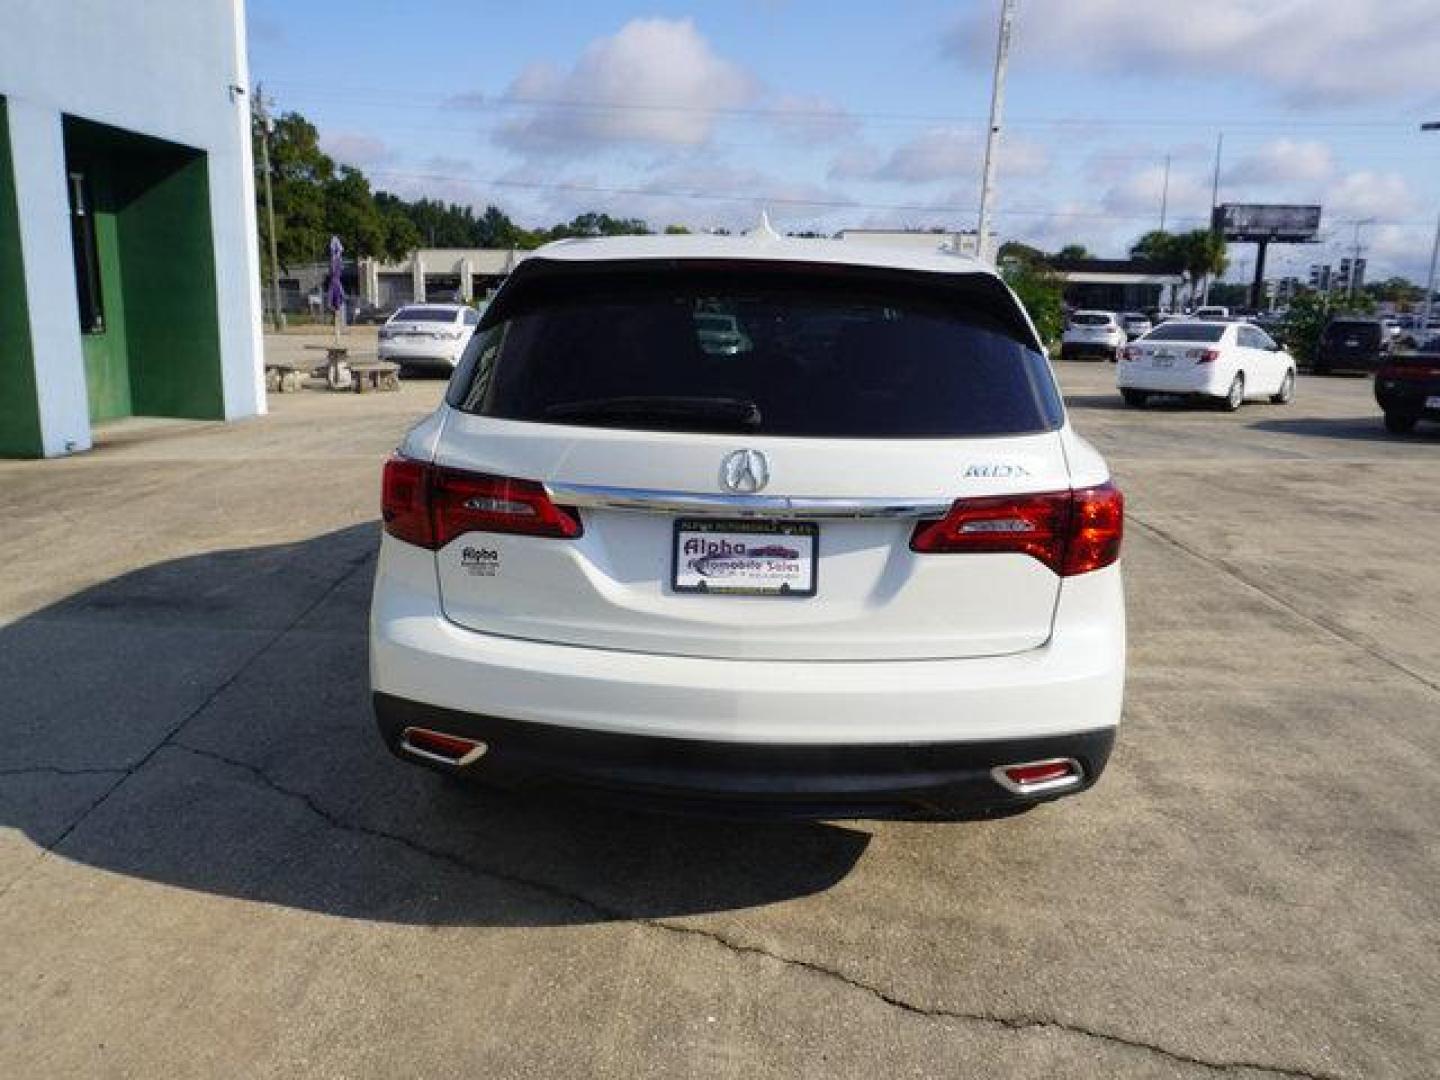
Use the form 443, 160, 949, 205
1324, 321, 1380, 342
1143, 323, 1225, 343
450, 271, 1062, 438
1071, 313, 1111, 326
391, 307, 457, 323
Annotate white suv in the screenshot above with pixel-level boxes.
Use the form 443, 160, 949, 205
1061, 311, 1126, 362
370, 235, 1126, 819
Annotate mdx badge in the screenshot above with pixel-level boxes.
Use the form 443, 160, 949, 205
720, 449, 770, 493
965, 463, 1031, 478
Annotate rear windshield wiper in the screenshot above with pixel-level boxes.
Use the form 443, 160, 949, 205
543, 396, 762, 431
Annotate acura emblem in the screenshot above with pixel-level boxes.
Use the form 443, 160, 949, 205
720, 448, 769, 494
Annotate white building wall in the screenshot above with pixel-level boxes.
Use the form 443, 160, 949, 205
0, 0, 264, 453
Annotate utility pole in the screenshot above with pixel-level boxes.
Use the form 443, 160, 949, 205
973, 0, 1016, 265
1159, 154, 1170, 233
1203, 133, 1222, 306
1423, 122, 1439, 326
254, 83, 285, 332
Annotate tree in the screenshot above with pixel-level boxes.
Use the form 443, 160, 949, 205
1056, 243, 1091, 260
323, 165, 386, 258
664, 224, 692, 235
255, 112, 333, 269
1002, 259, 1065, 345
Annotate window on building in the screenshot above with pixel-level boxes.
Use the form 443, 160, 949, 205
67, 172, 104, 334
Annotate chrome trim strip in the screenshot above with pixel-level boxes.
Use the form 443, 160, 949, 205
544, 482, 951, 520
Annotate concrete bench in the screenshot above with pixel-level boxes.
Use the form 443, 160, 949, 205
264, 359, 311, 393
349, 360, 400, 393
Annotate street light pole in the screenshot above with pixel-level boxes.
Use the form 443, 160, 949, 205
974, 0, 1016, 265
254, 83, 285, 332
1423, 122, 1439, 326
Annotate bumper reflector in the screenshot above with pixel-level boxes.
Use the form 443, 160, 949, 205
401, 727, 489, 768
992, 758, 1082, 795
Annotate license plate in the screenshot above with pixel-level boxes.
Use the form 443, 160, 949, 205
673, 519, 818, 597
1427, 395, 1440, 409
1153, 356, 1173, 368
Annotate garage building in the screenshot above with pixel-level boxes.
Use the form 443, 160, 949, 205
0, 0, 263, 458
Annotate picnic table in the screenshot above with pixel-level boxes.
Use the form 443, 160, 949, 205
349, 360, 401, 393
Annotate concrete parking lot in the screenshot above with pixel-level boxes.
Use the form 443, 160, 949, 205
1, 354, 1436, 1078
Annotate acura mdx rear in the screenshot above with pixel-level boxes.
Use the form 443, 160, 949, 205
369, 234, 1126, 820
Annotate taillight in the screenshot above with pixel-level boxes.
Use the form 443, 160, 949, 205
1121, 346, 1138, 361
1189, 347, 1221, 364
381, 456, 582, 550
1378, 363, 1440, 381
910, 482, 1123, 577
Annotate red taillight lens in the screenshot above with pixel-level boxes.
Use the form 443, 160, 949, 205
910, 491, 1071, 569
381, 455, 434, 548
381, 457, 582, 550
1191, 347, 1220, 364
1062, 482, 1125, 575
1378, 363, 1440, 381
910, 482, 1123, 577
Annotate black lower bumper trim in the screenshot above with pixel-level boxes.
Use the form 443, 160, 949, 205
373, 693, 1116, 821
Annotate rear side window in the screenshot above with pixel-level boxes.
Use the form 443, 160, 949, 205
450, 270, 1062, 437
1143, 323, 1226, 343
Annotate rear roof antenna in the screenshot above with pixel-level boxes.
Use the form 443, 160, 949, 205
748, 209, 781, 241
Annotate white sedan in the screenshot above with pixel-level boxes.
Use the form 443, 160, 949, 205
378, 304, 481, 372
1118, 320, 1296, 411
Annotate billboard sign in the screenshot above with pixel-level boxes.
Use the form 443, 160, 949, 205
1212, 204, 1322, 242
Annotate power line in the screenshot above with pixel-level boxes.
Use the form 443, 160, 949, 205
262, 79, 1425, 131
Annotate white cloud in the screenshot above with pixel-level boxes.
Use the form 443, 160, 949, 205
830, 127, 1047, 183
1100, 165, 1212, 224
946, 0, 1440, 105
1225, 139, 1334, 186
320, 133, 394, 170
1324, 171, 1420, 220
495, 18, 756, 155
767, 93, 859, 145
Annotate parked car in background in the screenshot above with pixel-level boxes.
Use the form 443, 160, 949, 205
1314, 317, 1390, 375
1374, 334, 1440, 434
370, 233, 1126, 820
352, 301, 397, 325
1061, 310, 1126, 361
1118, 320, 1296, 410
378, 304, 481, 373
1194, 306, 1230, 321
1119, 312, 1152, 340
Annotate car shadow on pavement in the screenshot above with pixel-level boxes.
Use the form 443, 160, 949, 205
0, 525, 869, 926
1248, 416, 1440, 443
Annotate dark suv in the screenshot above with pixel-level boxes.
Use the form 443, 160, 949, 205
1315, 318, 1389, 375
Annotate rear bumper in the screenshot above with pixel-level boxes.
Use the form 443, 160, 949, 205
1061, 341, 1120, 359
374, 692, 1115, 819
1375, 380, 1440, 418
378, 340, 463, 367
1116, 363, 1224, 396
1316, 350, 1384, 372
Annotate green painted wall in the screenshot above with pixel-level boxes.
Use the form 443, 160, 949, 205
65, 118, 224, 425
120, 153, 223, 419
80, 171, 133, 422
0, 98, 43, 457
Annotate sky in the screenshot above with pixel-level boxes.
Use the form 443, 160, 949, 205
247, 0, 1440, 282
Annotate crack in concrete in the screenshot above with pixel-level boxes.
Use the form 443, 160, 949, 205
165, 740, 1342, 1080
0, 765, 129, 779
1130, 515, 1439, 695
